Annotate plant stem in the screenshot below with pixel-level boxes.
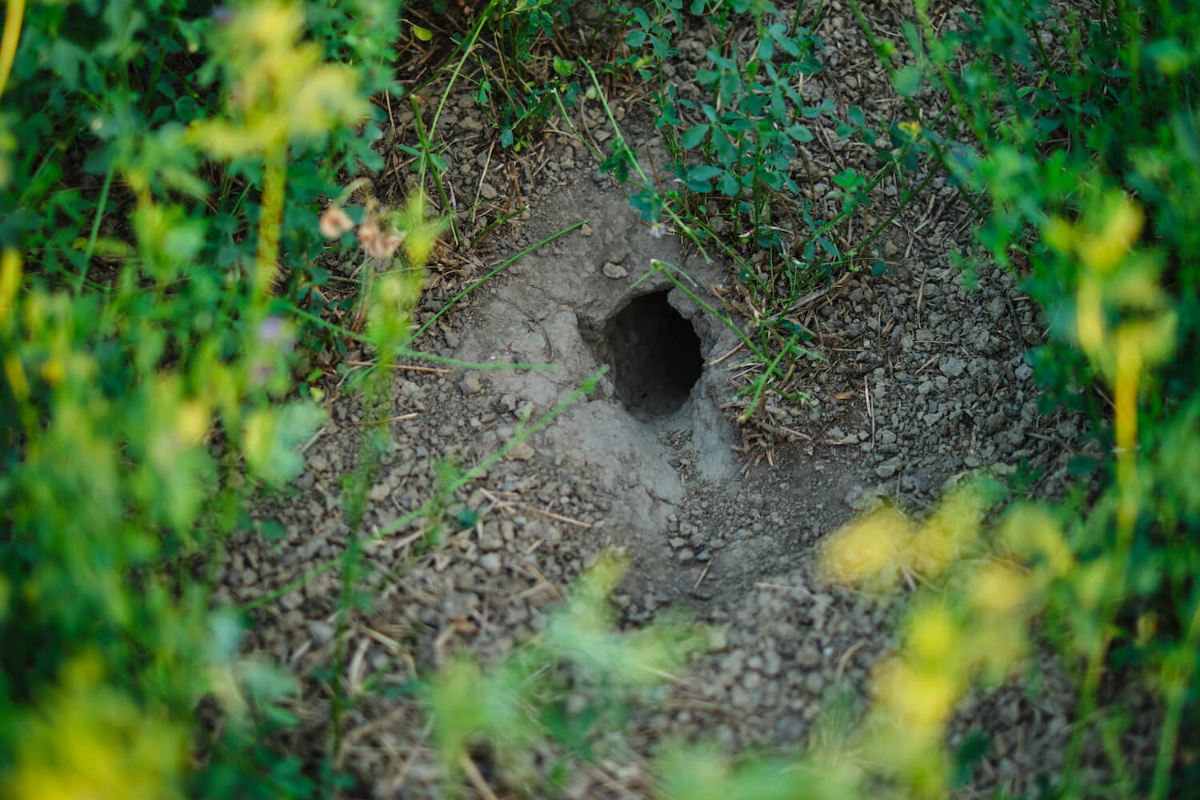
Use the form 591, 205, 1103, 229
403, 219, 587, 349
739, 333, 799, 423
77, 162, 115, 296
411, 98, 460, 247
271, 298, 552, 372
0, 0, 24, 100
1151, 589, 1200, 799
844, 165, 938, 263
470, 205, 524, 246
577, 59, 717, 265
255, 139, 288, 306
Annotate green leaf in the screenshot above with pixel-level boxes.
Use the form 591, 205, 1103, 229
952, 731, 991, 787
756, 169, 783, 189
719, 72, 741, 105
688, 165, 723, 181
1035, 117, 1062, 134
833, 169, 863, 189
774, 27, 801, 57
786, 124, 813, 142
244, 403, 328, 485
1068, 456, 1100, 475
712, 133, 736, 166
360, 149, 384, 171
901, 20, 924, 58
259, 519, 288, 541
680, 124, 709, 148
411, 24, 432, 41
501, 128, 514, 148
894, 65, 921, 97
629, 189, 662, 221
174, 95, 201, 123
46, 40, 89, 91
1145, 38, 1189, 75
625, 29, 647, 47
553, 56, 575, 77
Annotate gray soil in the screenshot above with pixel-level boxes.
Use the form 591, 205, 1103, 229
216, 3, 1161, 796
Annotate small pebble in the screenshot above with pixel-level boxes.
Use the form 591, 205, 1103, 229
602, 261, 629, 279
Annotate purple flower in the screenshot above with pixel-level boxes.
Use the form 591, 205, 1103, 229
258, 316, 285, 345
649, 220, 668, 239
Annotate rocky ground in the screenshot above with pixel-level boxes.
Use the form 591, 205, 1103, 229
215, 2, 1161, 796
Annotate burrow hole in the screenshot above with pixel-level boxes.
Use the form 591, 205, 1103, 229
599, 290, 703, 417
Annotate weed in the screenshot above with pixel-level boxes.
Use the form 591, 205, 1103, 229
1, 1, 411, 796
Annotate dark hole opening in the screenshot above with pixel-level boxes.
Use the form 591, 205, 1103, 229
602, 290, 703, 417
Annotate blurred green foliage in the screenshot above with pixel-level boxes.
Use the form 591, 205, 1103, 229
427, 549, 714, 794
0, 0, 405, 796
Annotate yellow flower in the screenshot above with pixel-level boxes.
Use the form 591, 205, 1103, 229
1001, 504, 1074, 577
908, 604, 956, 662
903, 485, 986, 578
1073, 559, 1110, 609
241, 2, 305, 50
176, 400, 211, 445
395, 192, 445, 266
1108, 256, 1167, 310
1042, 215, 1075, 255
0, 247, 20, 324
39, 355, 65, 385
6, 656, 186, 800
3, 352, 29, 402
188, 2, 366, 158
875, 656, 960, 729
242, 409, 273, 474
1078, 193, 1142, 273
820, 504, 911, 587
1075, 277, 1105, 358
968, 616, 1029, 684
970, 560, 1029, 615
